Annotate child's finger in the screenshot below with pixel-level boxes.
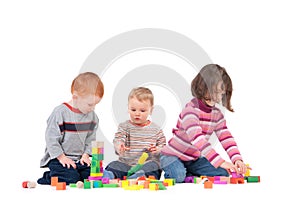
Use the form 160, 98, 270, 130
124, 146, 130, 151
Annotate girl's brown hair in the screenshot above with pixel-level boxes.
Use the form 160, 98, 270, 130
71, 72, 104, 98
191, 64, 233, 112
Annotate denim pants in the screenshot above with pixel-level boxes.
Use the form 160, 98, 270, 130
160, 155, 229, 183
37, 159, 90, 185
105, 160, 162, 180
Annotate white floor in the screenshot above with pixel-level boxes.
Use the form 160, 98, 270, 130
14, 178, 283, 200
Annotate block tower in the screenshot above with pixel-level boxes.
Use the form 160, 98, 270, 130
89, 141, 104, 181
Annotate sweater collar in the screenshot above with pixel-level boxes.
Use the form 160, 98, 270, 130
192, 98, 213, 113
63, 102, 83, 114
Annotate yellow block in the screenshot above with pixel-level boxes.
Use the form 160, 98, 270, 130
90, 173, 103, 177
149, 183, 158, 190
245, 164, 251, 176
138, 152, 149, 165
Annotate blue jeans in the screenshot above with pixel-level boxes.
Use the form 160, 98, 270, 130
37, 159, 90, 185
105, 160, 162, 180
160, 155, 229, 183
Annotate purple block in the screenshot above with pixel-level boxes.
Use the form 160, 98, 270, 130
231, 172, 243, 178
184, 176, 194, 183
102, 177, 109, 184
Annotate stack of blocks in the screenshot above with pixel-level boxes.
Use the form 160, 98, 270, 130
87, 141, 104, 188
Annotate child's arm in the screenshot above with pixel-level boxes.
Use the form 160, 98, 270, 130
214, 117, 243, 167
179, 106, 225, 167
45, 111, 70, 164
113, 124, 130, 155
148, 129, 166, 155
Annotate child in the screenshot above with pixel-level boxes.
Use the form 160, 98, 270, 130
160, 64, 251, 183
37, 72, 104, 185
104, 87, 166, 180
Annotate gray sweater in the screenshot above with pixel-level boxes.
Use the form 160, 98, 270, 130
40, 103, 98, 167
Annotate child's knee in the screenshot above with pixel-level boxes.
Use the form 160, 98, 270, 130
174, 171, 186, 183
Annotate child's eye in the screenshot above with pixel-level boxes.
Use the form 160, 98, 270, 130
141, 110, 146, 112
131, 109, 136, 112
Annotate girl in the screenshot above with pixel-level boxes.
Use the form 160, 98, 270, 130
160, 64, 250, 183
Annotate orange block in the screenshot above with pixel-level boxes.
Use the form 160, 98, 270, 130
51, 177, 58, 186
204, 180, 213, 189
207, 176, 215, 182
143, 180, 150, 189
148, 175, 156, 180
56, 182, 66, 190
237, 178, 244, 184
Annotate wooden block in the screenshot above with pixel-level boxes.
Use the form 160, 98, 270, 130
91, 141, 104, 148
246, 176, 260, 183
51, 177, 58, 186
56, 182, 66, 190
204, 180, 213, 189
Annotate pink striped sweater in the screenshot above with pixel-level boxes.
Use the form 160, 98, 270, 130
161, 98, 242, 168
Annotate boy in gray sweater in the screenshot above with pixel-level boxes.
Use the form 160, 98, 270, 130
37, 72, 104, 185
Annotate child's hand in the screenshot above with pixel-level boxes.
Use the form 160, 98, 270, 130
235, 160, 252, 174
57, 154, 76, 169
220, 161, 238, 173
80, 153, 91, 166
117, 142, 130, 154
148, 144, 159, 154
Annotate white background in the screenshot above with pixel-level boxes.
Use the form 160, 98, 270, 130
0, 0, 299, 199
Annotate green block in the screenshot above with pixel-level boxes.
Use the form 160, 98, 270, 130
150, 180, 162, 183
157, 182, 167, 190
93, 180, 103, 188
127, 164, 142, 176
69, 183, 77, 188
103, 183, 119, 188
84, 181, 91, 189
92, 154, 104, 160
91, 160, 99, 167
91, 166, 100, 173
246, 176, 260, 183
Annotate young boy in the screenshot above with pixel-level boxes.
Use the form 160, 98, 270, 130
104, 87, 166, 180
37, 72, 104, 185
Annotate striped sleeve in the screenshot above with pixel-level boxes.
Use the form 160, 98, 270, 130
214, 116, 243, 164
180, 106, 225, 167
156, 129, 166, 151
113, 123, 128, 153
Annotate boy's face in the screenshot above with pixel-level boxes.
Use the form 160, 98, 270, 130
128, 97, 153, 125
73, 94, 101, 114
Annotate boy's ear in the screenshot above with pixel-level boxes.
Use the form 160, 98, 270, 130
72, 93, 78, 100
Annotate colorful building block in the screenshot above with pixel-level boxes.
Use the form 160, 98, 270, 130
22, 181, 36, 188
56, 182, 66, 190
245, 176, 260, 183
51, 177, 58, 186
204, 180, 213, 189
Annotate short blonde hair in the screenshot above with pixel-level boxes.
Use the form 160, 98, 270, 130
128, 87, 154, 106
71, 72, 104, 98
